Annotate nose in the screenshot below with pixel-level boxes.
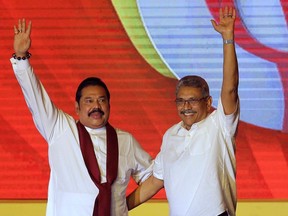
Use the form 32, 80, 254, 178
92, 99, 101, 109
183, 100, 192, 109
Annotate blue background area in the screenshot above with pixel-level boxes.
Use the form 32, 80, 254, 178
137, 0, 285, 130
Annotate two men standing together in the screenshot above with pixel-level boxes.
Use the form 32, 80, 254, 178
10, 6, 238, 216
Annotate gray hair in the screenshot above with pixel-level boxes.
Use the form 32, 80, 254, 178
175, 75, 210, 97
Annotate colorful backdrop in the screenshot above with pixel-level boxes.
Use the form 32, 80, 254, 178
0, 0, 287, 200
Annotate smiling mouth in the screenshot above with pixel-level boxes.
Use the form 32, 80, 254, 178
180, 110, 197, 115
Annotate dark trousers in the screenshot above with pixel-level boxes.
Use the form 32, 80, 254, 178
218, 211, 228, 216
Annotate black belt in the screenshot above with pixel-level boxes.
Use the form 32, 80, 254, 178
218, 211, 228, 216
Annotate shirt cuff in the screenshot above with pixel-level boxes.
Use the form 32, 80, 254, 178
10, 58, 30, 71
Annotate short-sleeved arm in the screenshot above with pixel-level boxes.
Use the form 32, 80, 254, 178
153, 151, 164, 180
217, 97, 240, 138
152, 130, 170, 180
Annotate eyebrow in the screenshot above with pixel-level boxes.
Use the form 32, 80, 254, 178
176, 96, 201, 99
83, 95, 106, 99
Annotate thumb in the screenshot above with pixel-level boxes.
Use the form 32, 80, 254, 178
210, 19, 217, 29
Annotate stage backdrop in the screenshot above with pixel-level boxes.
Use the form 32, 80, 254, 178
0, 0, 287, 199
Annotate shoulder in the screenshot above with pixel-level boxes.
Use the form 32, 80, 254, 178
115, 127, 133, 137
114, 128, 139, 146
164, 122, 182, 136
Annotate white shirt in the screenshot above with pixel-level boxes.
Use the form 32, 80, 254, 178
11, 58, 153, 216
153, 99, 239, 216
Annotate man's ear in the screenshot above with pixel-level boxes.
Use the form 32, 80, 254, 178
75, 102, 80, 115
206, 96, 213, 112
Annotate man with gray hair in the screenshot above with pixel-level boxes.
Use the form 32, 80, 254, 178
127, 6, 239, 216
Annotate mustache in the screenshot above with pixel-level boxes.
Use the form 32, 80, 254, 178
88, 108, 104, 116
180, 109, 197, 115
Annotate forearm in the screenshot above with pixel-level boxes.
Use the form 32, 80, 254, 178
11, 58, 58, 141
221, 32, 239, 114
126, 175, 164, 210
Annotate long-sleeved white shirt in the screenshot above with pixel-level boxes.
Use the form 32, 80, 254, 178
11, 58, 153, 216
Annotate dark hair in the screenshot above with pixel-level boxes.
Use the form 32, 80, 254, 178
176, 75, 210, 97
75, 77, 110, 103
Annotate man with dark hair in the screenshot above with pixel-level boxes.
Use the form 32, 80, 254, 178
11, 19, 153, 216
127, 6, 239, 216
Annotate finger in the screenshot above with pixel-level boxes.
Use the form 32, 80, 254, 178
228, 7, 233, 16
210, 20, 217, 30
219, 7, 223, 19
18, 19, 22, 33
232, 8, 236, 19
22, 18, 26, 33
26, 21, 32, 36
226, 7, 234, 18
14, 25, 19, 34
224, 6, 228, 15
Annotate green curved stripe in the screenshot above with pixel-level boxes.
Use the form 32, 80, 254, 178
112, 0, 176, 79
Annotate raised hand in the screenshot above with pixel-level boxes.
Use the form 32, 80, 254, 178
211, 6, 236, 40
13, 19, 32, 57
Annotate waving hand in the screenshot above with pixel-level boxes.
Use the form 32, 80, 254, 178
13, 19, 32, 57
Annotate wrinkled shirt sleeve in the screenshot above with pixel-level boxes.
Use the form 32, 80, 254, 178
10, 58, 59, 143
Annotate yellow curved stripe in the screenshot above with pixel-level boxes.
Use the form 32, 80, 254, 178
112, 0, 176, 79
